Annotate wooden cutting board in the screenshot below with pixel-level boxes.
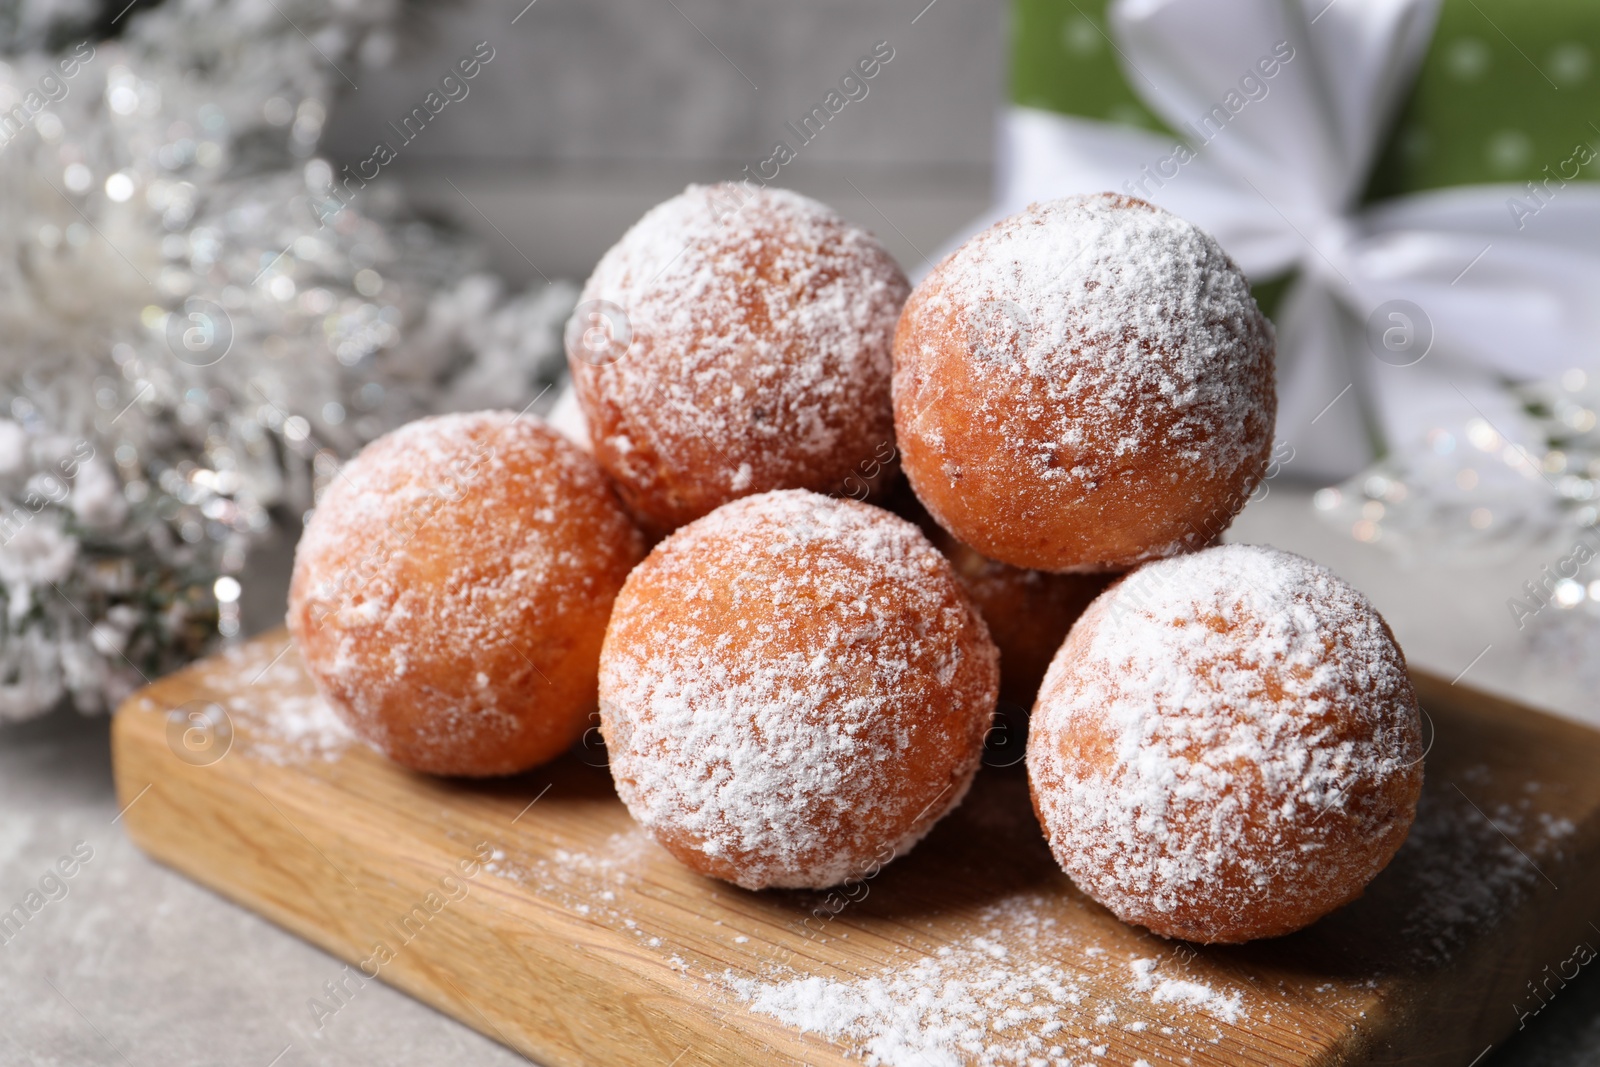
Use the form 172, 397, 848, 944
112, 630, 1600, 1067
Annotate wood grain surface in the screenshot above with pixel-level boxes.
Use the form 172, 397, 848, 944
112, 631, 1600, 1067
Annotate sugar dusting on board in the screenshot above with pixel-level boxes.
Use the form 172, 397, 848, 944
209, 638, 354, 763
184, 633, 1589, 1064
480, 826, 662, 933
236, 690, 353, 764
1127, 958, 1243, 1022
1386, 764, 1578, 966
471, 766, 1272, 1065
709, 759, 1578, 1064
726, 892, 1250, 1067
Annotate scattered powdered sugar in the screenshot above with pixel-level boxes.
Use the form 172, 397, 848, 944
726, 893, 1250, 1067
480, 827, 660, 930
231, 690, 353, 764
571, 184, 908, 529
205, 639, 355, 764
205, 620, 1581, 1062
1381, 766, 1579, 967
1127, 959, 1243, 1023
600, 489, 997, 889
1028, 543, 1422, 941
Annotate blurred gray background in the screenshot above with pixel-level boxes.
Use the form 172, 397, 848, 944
321, 0, 1001, 282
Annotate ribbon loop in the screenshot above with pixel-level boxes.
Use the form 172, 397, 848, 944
977, 0, 1600, 479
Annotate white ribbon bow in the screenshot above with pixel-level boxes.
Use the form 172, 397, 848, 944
975, 0, 1600, 480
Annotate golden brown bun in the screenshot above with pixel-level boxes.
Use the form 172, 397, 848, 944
893, 193, 1275, 573
1027, 544, 1424, 943
569, 184, 908, 537
940, 539, 1114, 708
287, 412, 646, 777
599, 490, 999, 889
887, 482, 1113, 706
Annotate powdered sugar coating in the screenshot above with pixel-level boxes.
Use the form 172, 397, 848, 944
1026, 544, 1423, 943
894, 193, 1275, 573
570, 184, 909, 535
891, 483, 1114, 706
288, 412, 646, 777
599, 489, 999, 889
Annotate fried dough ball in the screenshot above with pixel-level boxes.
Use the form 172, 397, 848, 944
893, 193, 1275, 573
598, 490, 999, 889
568, 184, 908, 536
887, 482, 1113, 706
1027, 544, 1424, 943
937, 536, 1114, 708
288, 412, 647, 777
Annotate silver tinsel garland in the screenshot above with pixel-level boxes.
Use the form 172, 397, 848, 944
0, 0, 574, 721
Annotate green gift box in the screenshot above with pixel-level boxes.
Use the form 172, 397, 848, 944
987, 0, 1600, 479
1011, 0, 1600, 209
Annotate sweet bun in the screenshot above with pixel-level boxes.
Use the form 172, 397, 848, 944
1027, 544, 1423, 943
598, 489, 999, 889
893, 193, 1275, 573
288, 412, 646, 776
569, 184, 909, 536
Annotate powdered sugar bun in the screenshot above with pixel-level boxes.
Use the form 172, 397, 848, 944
1027, 544, 1423, 943
599, 489, 999, 890
287, 412, 647, 777
893, 193, 1276, 573
569, 184, 909, 536
938, 534, 1114, 709
887, 481, 1114, 706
